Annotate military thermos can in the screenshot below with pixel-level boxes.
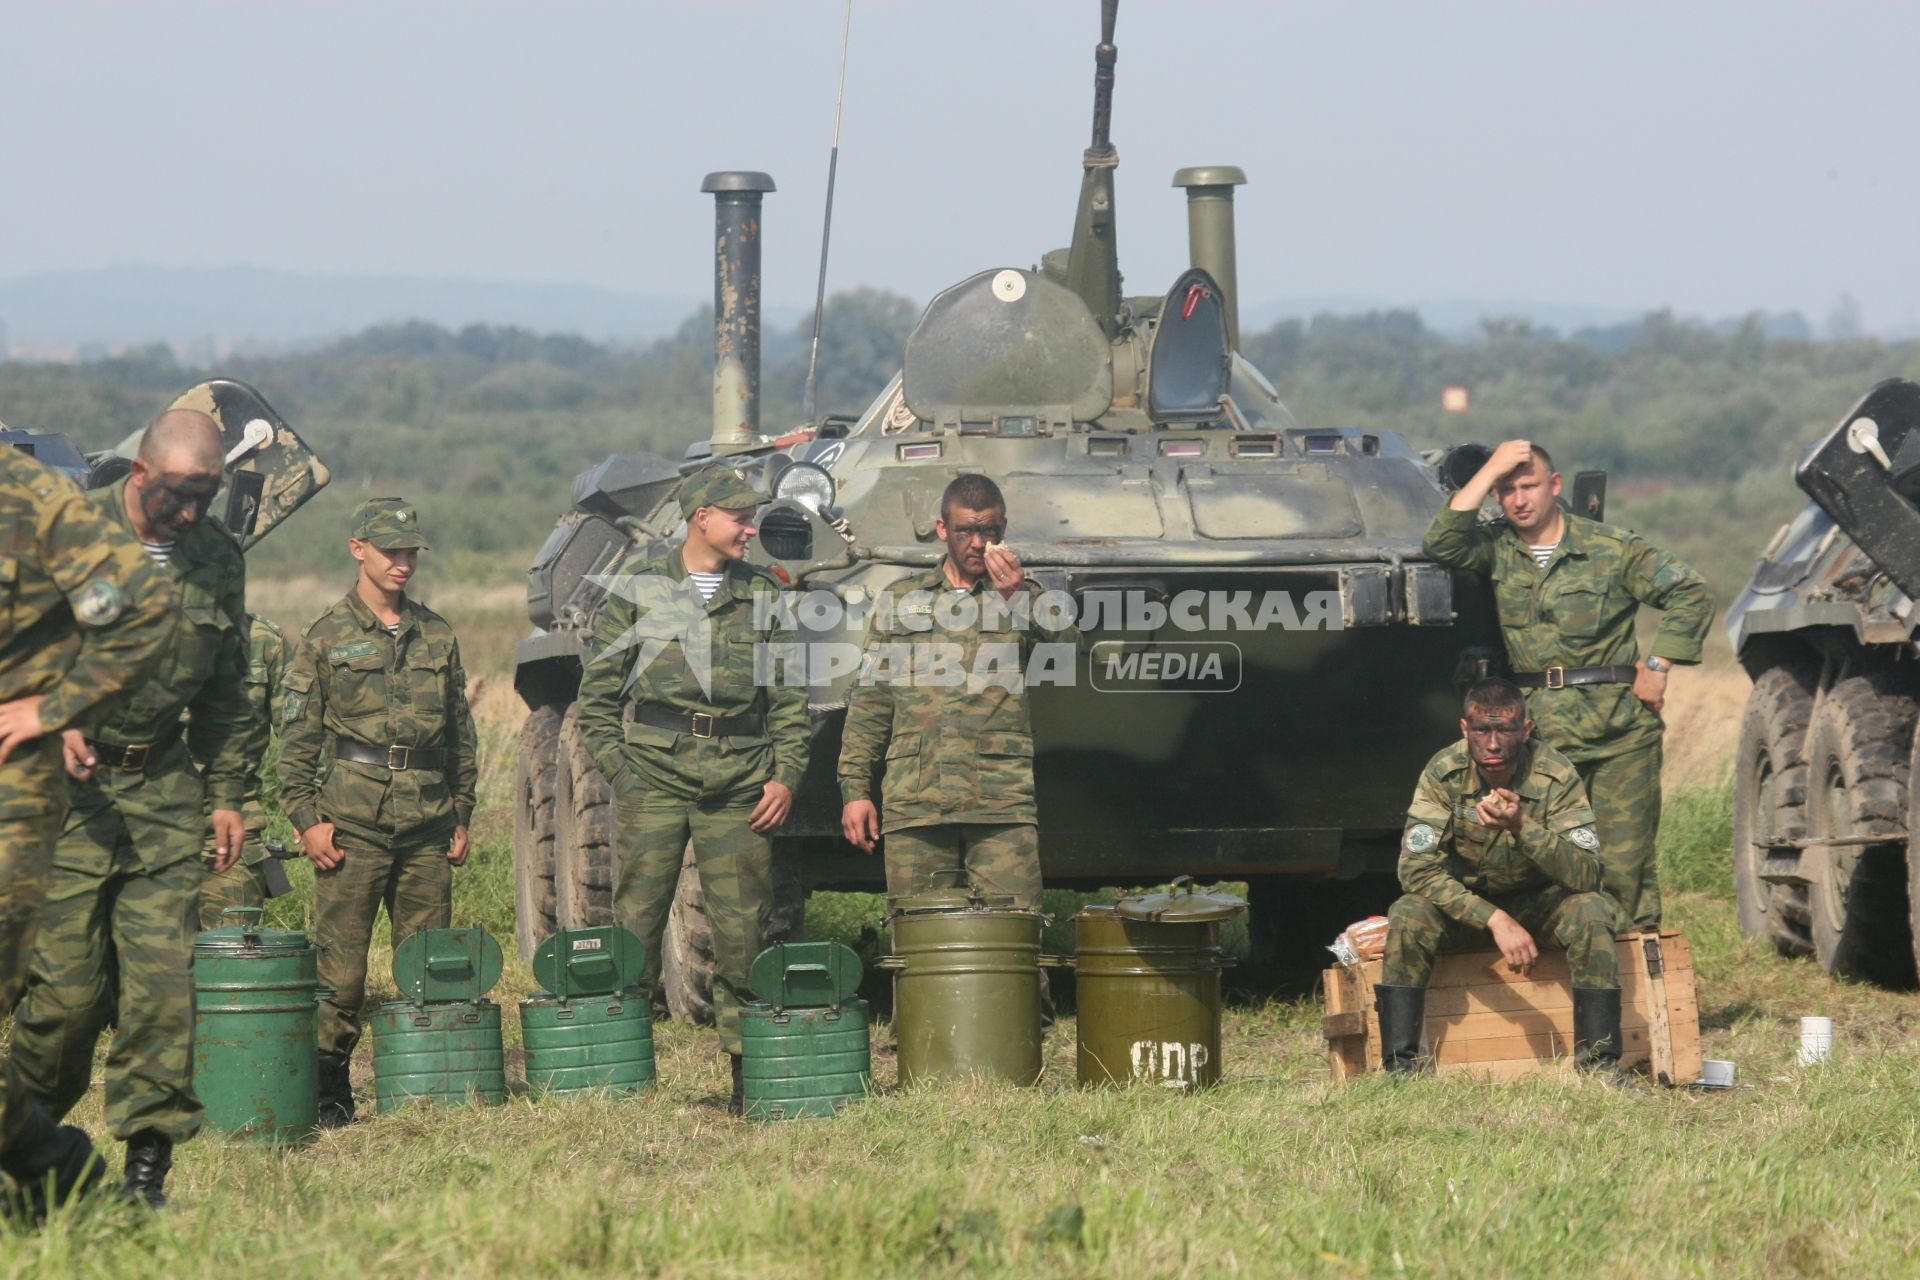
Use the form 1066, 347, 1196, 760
370, 928, 508, 1110
1073, 879, 1244, 1089
879, 889, 1045, 1086
520, 925, 656, 1096
191, 908, 320, 1141
740, 942, 871, 1121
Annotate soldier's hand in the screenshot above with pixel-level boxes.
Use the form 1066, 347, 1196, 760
983, 545, 1025, 598
1487, 909, 1538, 975
1474, 788, 1524, 834
0, 696, 48, 766
302, 822, 344, 871
61, 729, 97, 781
447, 825, 470, 867
750, 781, 794, 834
1485, 439, 1534, 479
1633, 663, 1668, 714
211, 809, 246, 873
842, 799, 880, 853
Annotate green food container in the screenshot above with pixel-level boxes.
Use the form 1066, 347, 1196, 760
880, 889, 1044, 1087
371, 928, 507, 1110
191, 908, 319, 1142
740, 942, 870, 1121
521, 925, 655, 1095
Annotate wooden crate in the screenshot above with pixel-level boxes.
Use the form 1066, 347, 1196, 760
1322, 930, 1701, 1084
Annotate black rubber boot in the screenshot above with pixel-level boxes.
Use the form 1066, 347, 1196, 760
0, 1102, 104, 1221
1573, 986, 1624, 1075
728, 1053, 745, 1116
120, 1131, 173, 1210
317, 1052, 357, 1129
1374, 984, 1427, 1075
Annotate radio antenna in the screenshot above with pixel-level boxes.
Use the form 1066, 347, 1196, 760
801, 0, 854, 427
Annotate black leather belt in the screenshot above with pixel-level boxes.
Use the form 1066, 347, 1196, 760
86, 722, 182, 772
1511, 665, 1640, 690
634, 704, 765, 740
334, 740, 450, 771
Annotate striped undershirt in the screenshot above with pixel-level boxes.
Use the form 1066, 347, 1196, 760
1529, 542, 1559, 569
139, 539, 175, 565
689, 571, 725, 602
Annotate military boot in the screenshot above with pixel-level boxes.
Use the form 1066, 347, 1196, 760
727, 1053, 745, 1116
0, 1102, 104, 1221
317, 1052, 357, 1129
1374, 984, 1427, 1075
120, 1131, 173, 1209
1572, 986, 1625, 1075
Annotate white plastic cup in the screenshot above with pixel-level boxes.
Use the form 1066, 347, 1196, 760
1699, 1059, 1736, 1088
1798, 1016, 1834, 1065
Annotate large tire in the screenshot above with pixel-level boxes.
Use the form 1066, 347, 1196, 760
511, 703, 565, 961
1731, 665, 1817, 955
660, 840, 809, 1026
1803, 673, 1918, 985
1902, 724, 1920, 981
554, 703, 616, 930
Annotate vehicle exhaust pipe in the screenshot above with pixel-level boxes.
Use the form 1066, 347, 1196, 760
1172, 165, 1247, 350
702, 170, 776, 451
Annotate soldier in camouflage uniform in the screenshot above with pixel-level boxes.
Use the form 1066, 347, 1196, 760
577, 465, 809, 1113
278, 498, 477, 1127
12, 410, 259, 1208
0, 444, 175, 1216
1378, 678, 1622, 1075
1425, 440, 1714, 928
838, 474, 1079, 911
195, 614, 289, 929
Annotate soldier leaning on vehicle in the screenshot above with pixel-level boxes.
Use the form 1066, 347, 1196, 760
278, 498, 477, 1129
1425, 439, 1714, 930
11, 410, 258, 1209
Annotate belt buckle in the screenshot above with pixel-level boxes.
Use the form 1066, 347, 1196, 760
121, 742, 150, 771
1544, 666, 1566, 690
690, 713, 715, 739
386, 744, 411, 770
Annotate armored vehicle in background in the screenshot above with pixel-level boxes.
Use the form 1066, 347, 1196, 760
1727, 378, 1920, 987
510, 1, 1504, 1008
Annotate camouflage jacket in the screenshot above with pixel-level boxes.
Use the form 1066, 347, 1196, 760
838, 564, 1079, 833
89, 478, 258, 808
191, 614, 287, 857
1423, 505, 1715, 761
577, 548, 809, 802
278, 590, 478, 842
0, 448, 177, 750
1400, 739, 1604, 928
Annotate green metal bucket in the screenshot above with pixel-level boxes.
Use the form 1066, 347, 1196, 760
520, 992, 656, 1095
1073, 905, 1228, 1089
191, 908, 319, 1142
880, 890, 1044, 1087
369, 1000, 508, 1110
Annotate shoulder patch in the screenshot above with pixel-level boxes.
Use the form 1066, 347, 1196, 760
329, 640, 380, 662
1404, 823, 1441, 854
72, 578, 125, 627
1569, 826, 1600, 851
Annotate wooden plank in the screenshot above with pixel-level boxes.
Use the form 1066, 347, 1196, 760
1323, 1011, 1366, 1040
1635, 934, 1677, 1085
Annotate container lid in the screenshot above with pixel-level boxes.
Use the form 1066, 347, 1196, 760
1114, 877, 1246, 923
749, 941, 863, 1008
888, 887, 1026, 915
533, 926, 646, 999
392, 928, 503, 1003
192, 906, 312, 955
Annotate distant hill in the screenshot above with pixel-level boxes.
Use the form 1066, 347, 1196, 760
0, 264, 709, 358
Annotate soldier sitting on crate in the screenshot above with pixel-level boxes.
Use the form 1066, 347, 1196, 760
1378, 677, 1625, 1076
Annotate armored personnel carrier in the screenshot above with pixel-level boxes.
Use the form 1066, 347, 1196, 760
510, 0, 1504, 1008
1727, 378, 1920, 986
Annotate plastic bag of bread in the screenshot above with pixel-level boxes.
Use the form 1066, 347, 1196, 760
1326, 915, 1390, 967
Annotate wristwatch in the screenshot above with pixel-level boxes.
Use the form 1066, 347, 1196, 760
1644, 656, 1672, 674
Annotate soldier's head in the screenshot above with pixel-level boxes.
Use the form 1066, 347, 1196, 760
1460, 677, 1532, 784
679, 465, 762, 562
936, 474, 1007, 583
349, 497, 430, 595
1493, 443, 1561, 539
128, 409, 224, 542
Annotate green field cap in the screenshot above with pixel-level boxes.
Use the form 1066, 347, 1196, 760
678, 465, 763, 517
351, 497, 430, 550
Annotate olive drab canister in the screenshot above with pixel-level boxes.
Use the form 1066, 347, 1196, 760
191, 908, 321, 1141
740, 942, 871, 1121
879, 889, 1046, 1087
1073, 879, 1244, 1089
371, 928, 508, 1110
520, 926, 656, 1096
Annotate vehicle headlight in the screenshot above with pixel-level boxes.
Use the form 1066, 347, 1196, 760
773, 461, 837, 514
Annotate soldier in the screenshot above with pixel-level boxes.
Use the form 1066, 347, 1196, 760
576, 464, 808, 1114
1425, 440, 1713, 928
278, 498, 477, 1128
11, 410, 258, 1209
194, 613, 289, 930
838, 474, 1077, 913
1378, 678, 1623, 1075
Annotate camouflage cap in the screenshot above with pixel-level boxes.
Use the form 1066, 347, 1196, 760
350, 497, 430, 550
678, 464, 763, 517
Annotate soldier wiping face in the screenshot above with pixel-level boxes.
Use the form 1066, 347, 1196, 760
127, 409, 224, 542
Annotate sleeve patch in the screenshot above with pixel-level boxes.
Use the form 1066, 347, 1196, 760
1569, 826, 1600, 851
1405, 823, 1441, 854
72, 579, 125, 627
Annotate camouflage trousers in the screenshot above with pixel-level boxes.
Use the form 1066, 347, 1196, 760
313, 828, 452, 1057
197, 857, 269, 931
1576, 742, 1663, 929
0, 738, 68, 1154
883, 823, 1042, 911
1382, 888, 1619, 989
12, 743, 206, 1144
611, 777, 770, 1056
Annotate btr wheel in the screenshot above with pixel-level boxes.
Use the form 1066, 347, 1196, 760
511, 703, 564, 961
1731, 665, 1816, 955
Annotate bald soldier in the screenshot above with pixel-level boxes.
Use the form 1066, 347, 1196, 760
12, 410, 260, 1209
